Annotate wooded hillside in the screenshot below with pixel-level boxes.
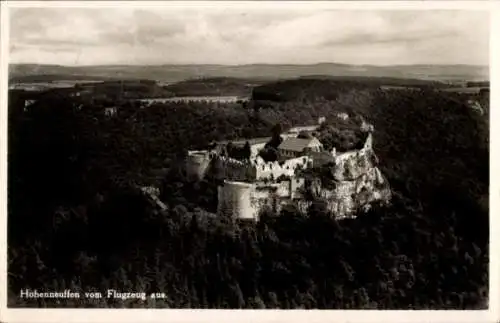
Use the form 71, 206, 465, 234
7, 79, 489, 309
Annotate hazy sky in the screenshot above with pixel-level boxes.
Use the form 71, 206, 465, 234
9, 7, 490, 66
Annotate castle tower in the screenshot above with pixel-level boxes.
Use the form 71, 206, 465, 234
217, 181, 256, 220
185, 150, 211, 180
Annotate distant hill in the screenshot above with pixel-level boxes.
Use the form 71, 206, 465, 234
9, 63, 489, 84
250, 77, 450, 103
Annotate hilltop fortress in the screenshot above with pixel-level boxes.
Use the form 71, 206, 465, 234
185, 116, 391, 220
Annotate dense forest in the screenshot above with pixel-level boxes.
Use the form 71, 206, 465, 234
164, 77, 267, 97
76, 80, 174, 100
250, 77, 450, 103
7, 78, 489, 309
72, 78, 259, 100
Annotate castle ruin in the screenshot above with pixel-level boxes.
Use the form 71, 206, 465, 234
185, 117, 391, 221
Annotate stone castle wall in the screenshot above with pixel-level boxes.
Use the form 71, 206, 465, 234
211, 155, 313, 182
194, 131, 390, 220
215, 133, 390, 220
250, 142, 267, 158
217, 178, 307, 221
184, 129, 348, 182
212, 156, 257, 182
254, 156, 313, 180
185, 137, 317, 182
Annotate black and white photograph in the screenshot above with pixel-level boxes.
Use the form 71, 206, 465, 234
0, 0, 497, 321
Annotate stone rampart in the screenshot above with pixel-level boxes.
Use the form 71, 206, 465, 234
211, 155, 313, 182
253, 156, 313, 180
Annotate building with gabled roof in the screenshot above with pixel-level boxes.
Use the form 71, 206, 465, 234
278, 137, 323, 158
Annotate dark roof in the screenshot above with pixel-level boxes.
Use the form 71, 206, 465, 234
278, 137, 322, 152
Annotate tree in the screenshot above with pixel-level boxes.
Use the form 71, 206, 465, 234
259, 146, 280, 162
242, 141, 251, 160
266, 123, 284, 149
266, 292, 280, 308
226, 142, 234, 157
271, 123, 282, 137
228, 283, 246, 308
308, 199, 330, 220
249, 294, 266, 309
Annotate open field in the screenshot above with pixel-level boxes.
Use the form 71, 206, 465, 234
439, 87, 488, 94
9, 80, 102, 91
138, 96, 245, 104
9, 63, 489, 84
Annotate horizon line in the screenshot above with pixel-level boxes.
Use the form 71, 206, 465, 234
9, 62, 490, 68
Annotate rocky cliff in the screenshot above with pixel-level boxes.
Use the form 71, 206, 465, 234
302, 135, 391, 218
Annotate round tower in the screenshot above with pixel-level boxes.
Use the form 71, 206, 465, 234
217, 181, 255, 220
185, 150, 211, 180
